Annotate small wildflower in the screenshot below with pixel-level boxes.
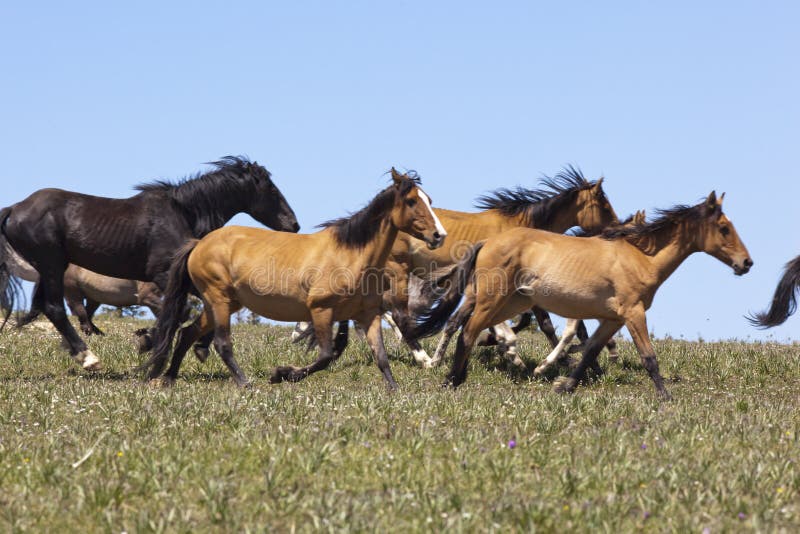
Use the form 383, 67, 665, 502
23, 458, 29, 463
702, 528, 711, 534
777, 487, 784, 493
738, 512, 746, 520
508, 439, 516, 449
116, 451, 124, 457
641, 443, 647, 450
562, 505, 569, 511
643, 511, 651, 520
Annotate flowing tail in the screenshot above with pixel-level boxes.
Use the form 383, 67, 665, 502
407, 242, 485, 341
747, 255, 800, 328
137, 239, 199, 377
0, 207, 24, 332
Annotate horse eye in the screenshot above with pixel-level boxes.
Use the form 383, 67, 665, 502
406, 198, 417, 208
720, 225, 730, 236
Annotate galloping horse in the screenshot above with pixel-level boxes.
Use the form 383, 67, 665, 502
142, 169, 446, 388
413, 192, 752, 399
430, 210, 647, 368
0, 157, 298, 370
6, 247, 162, 335
386, 167, 619, 366
748, 255, 800, 328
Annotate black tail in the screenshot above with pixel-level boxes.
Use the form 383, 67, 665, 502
0, 207, 24, 332
747, 255, 800, 328
138, 239, 199, 377
408, 242, 485, 340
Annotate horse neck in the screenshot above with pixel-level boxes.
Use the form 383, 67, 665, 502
639, 223, 700, 287
502, 203, 580, 233
359, 219, 400, 269
175, 184, 248, 236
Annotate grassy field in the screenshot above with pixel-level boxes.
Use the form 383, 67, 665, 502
0, 316, 798, 532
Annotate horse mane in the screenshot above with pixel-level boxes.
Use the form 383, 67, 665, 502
135, 156, 269, 236
601, 203, 711, 254
569, 212, 635, 238
474, 165, 602, 228
318, 172, 422, 248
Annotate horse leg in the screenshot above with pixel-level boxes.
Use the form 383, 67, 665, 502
382, 312, 431, 367
16, 280, 44, 328
553, 320, 622, 394
162, 307, 215, 385
534, 318, 580, 377
389, 273, 434, 367
532, 307, 559, 348
271, 308, 338, 384
82, 298, 104, 335
493, 322, 525, 368
193, 331, 215, 363
38, 268, 100, 370
625, 310, 671, 400
208, 301, 249, 387
430, 291, 476, 366
361, 311, 399, 389
511, 312, 533, 334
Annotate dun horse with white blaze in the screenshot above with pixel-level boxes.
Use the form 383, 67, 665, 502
143, 169, 446, 388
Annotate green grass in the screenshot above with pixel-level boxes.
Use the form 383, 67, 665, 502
0, 316, 798, 532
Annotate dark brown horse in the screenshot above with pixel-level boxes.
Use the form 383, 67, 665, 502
0, 157, 298, 370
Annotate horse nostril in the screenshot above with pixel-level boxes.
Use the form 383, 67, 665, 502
433, 231, 441, 240
744, 258, 753, 268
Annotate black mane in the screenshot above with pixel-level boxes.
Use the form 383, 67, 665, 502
135, 156, 268, 237
318, 172, 421, 248
570, 212, 636, 238
475, 165, 601, 228
601, 203, 711, 253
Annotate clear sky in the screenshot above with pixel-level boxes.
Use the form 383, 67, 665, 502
1, 1, 798, 341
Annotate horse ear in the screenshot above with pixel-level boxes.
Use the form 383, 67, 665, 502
705, 191, 718, 214
390, 167, 403, 186
592, 177, 604, 193
718, 192, 725, 205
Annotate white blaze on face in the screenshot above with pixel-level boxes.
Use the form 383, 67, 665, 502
417, 190, 447, 238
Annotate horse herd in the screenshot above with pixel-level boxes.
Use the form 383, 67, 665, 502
0, 157, 796, 400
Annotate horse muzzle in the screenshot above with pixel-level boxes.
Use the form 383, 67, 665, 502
425, 232, 446, 250
733, 257, 753, 276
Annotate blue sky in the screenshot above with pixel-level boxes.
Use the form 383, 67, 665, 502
1, 1, 798, 341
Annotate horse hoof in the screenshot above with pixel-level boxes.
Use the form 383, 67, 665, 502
553, 377, 578, 394
533, 365, 547, 378
193, 346, 210, 363
607, 354, 619, 364
270, 366, 301, 383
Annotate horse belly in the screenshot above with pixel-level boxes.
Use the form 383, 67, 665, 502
236, 292, 311, 323
78, 274, 139, 307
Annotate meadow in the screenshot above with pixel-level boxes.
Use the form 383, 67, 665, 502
0, 316, 797, 532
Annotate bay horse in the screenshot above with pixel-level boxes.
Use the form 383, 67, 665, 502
0, 157, 298, 370
413, 192, 752, 399
386, 167, 619, 366
142, 169, 446, 388
747, 255, 800, 328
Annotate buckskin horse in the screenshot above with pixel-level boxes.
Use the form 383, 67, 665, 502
142, 169, 446, 388
430, 210, 647, 368
0, 157, 298, 371
413, 192, 752, 399
387, 167, 619, 366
